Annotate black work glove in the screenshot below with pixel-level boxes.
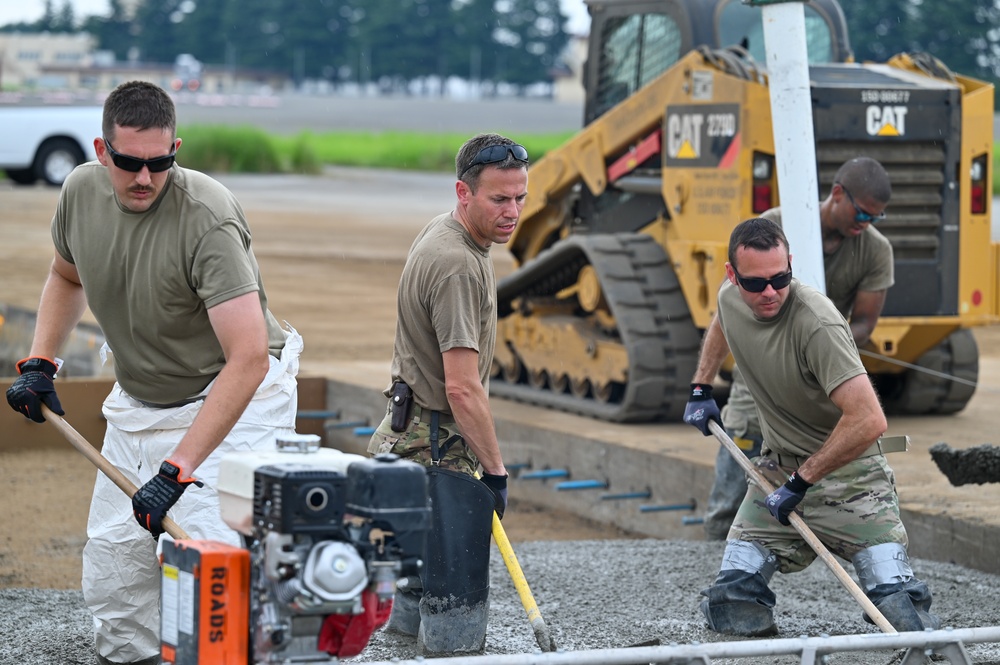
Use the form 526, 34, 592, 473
132, 460, 203, 539
480, 473, 508, 520
765, 471, 813, 526
6, 357, 65, 423
682, 383, 721, 436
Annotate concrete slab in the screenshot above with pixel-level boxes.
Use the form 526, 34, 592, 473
320, 359, 1000, 576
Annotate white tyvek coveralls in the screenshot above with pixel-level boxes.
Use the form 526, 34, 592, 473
83, 327, 302, 664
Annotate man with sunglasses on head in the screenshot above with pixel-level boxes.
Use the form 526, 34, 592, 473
684, 217, 936, 636
367, 133, 527, 656
700, 157, 894, 543
5, 80, 300, 665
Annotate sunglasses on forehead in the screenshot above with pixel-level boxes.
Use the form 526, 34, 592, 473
459, 143, 528, 178
104, 138, 177, 173
734, 267, 793, 293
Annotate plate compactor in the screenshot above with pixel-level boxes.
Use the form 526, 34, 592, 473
160, 434, 431, 664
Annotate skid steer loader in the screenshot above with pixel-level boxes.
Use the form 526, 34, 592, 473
492, 0, 995, 422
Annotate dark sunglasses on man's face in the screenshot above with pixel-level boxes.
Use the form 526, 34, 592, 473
734, 267, 793, 293
103, 138, 177, 173
459, 143, 528, 178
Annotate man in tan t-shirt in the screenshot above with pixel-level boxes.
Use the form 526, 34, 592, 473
367, 133, 528, 655
5, 81, 298, 665
684, 217, 936, 637
703, 157, 893, 540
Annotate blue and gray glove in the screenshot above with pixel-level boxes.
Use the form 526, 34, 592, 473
480, 473, 508, 520
132, 460, 203, 539
765, 471, 813, 526
6, 356, 64, 423
682, 383, 721, 436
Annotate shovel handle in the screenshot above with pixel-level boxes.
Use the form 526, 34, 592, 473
708, 420, 896, 635
41, 405, 190, 540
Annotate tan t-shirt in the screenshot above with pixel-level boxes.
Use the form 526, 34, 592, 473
387, 213, 497, 414
52, 163, 285, 404
717, 279, 866, 457
723, 206, 894, 435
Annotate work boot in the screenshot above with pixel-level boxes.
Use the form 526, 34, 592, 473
700, 541, 779, 637
383, 579, 422, 637
866, 583, 941, 633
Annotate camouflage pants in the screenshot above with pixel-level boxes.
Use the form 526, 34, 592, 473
730, 454, 908, 574
367, 402, 479, 476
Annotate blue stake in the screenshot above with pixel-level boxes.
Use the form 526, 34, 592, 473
555, 479, 608, 491
682, 516, 705, 525
353, 426, 376, 437
324, 420, 368, 430
520, 469, 570, 480
600, 490, 652, 501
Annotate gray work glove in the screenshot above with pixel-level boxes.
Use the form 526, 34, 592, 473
765, 471, 813, 526
683, 383, 721, 436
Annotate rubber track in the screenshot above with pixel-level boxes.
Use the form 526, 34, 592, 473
493, 233, 701, 422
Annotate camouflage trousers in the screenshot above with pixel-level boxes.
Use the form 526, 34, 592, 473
730, 453, 908, 574
367, 402, 479, 476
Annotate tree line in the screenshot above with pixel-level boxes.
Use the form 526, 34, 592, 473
4, 0, 570, 88
3, 0, 998, 89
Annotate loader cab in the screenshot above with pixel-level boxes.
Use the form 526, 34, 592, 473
583, 0, 853, 124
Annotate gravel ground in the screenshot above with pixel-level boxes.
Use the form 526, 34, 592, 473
4, 540, 1000, 665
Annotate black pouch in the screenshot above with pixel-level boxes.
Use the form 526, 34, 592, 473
390, 382, 414, 432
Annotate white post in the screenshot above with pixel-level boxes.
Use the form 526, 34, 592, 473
755, 0, 825, 294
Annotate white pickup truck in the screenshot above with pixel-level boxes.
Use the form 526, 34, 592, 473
0, 105, 102, 186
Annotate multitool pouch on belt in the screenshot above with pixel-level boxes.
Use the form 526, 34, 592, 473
390, 381, 414, 432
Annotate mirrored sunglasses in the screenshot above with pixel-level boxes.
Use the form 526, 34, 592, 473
459, 143, 528, 178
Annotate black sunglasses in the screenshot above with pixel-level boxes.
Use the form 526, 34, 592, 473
459, 143, 528, 178
837, 182, 886, 223
104, 138, 177, 173
734, 267, 793, 293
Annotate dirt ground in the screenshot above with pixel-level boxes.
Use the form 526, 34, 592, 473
0, 170, 632, 591
2, 169, 1000, 593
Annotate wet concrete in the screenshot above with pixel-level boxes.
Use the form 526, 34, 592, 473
5, 541, 1000, 664
930, 443, 1000, 486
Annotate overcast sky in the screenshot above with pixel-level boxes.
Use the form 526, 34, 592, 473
0, 0, 592, 34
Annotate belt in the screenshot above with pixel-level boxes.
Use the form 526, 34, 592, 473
767, 434, 910, 469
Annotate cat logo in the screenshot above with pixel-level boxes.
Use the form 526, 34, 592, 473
667, 113, 703, 159
866, 105, 908, 136
664, 104, 740, 168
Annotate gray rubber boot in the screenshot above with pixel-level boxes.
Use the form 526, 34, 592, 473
700, 543, 779, 637
700, 569, 778, 636
417, 467, 495, 656
866, 581, 941, 632
383, 577, 422, 637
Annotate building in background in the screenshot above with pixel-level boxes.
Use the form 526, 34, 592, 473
0, 32, 96, 89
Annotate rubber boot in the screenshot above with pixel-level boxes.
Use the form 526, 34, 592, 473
700, 569, 779, 637
417, 467, 495, 656
383, 577, 422, 637
865, 581, 941, 632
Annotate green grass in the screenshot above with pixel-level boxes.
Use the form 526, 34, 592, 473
175, 125, 574, 174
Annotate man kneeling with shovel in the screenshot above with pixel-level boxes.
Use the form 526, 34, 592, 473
684, 217, 938, 636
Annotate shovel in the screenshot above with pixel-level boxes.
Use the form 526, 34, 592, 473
41, 404, 190, 540
708, 420, 897, 634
